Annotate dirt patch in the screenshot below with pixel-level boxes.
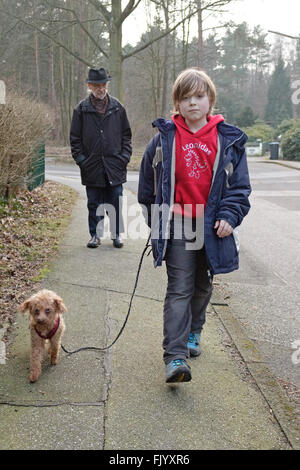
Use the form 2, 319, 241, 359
277, 378, 300, 408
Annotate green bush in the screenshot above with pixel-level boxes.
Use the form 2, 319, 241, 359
277, 118, 300, 136
243, 120, 275, 143
281, 127, 300, 161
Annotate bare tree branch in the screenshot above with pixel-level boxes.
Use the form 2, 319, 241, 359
0, 8, 92, 67
2, 19, 21, 37
123, 0, 234, 60
119, 0, 143, 26
123, 5, 201, 60
88, 0, 111, 26
44, 0, 108, 58
268, 30, 300, 40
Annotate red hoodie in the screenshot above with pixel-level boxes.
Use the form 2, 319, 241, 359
172, 113, 224, 217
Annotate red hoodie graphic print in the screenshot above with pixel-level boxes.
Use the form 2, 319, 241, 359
172, 113, 224, 218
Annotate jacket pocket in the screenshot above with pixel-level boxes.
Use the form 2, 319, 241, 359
217, 233, 238, 268
103, 154, 127, 185
80, 153, 95, 171
106, 154, 128, 171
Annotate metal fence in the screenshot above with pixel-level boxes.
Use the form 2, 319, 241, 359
27, 142, 45, 191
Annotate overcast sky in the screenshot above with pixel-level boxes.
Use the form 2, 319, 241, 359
122, 0, 300, 46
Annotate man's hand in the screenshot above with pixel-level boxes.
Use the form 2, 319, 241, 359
214, 220, 233, 238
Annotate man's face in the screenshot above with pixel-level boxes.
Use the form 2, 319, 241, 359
88, 82, 108, 99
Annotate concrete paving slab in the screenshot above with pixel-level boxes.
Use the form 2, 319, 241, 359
0, 404, 104, 450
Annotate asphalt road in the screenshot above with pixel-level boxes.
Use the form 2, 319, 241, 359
219, 161, 300, 389
45, 158, 300, 389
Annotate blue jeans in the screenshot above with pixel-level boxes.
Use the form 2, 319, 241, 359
163, 220, 213, 364
86, 185, 123, 238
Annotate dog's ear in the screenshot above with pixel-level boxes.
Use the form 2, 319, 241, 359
18, 300, 31, 314
54, 297, 67, 314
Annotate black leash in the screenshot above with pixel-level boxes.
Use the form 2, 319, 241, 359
61, 234, 152, 355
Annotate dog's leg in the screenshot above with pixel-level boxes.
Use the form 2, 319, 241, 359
30, 335, 44, 383
50, 321, 65, 365
49, 336, 61, 365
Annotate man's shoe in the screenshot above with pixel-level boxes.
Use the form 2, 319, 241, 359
87, 236, 101, 248
187, 333, 201, 357
165, 359, 191, 383
112, 237, 123, 248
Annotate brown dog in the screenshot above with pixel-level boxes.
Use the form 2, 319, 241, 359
18, 289, 66, 383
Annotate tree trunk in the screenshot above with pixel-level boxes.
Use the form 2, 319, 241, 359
109, 0, 123, 100
197, 0, 203, 67
79, 0, 87, 100
34, 31, 40, 101
59, 46, 67, 143
181, 1, 191, 69
161, 1, 170, 117
48, 42, 57, 108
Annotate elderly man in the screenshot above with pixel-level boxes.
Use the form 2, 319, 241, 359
70, 67, 132, 248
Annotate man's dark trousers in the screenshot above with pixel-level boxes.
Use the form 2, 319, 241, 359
86, 184, 123, 239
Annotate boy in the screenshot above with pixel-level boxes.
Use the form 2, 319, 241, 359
138, 68, 251, 383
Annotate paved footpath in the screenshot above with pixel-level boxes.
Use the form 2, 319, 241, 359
0, 185, 299, 450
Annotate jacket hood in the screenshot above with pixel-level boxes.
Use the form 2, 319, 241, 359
172, 113, 224, 136
152, 117, 248, 149
217, 121, 248, 149
152, 117, 175, 134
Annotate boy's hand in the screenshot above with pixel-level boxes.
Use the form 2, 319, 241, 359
214, 220, 233, 238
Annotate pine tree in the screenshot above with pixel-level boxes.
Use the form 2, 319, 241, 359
291, 37, 300, 118
235, 106, 257, 127
264, 56, 293, 127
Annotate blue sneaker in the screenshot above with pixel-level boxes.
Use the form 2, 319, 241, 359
187, 333, 201, 357
165, 359, 191, 383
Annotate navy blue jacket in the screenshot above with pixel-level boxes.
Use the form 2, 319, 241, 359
138, 118, 251, 274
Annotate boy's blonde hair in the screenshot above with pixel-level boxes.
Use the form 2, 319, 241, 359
172, 68, 216, 115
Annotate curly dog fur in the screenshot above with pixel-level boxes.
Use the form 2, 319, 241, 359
18, 289, 66, 383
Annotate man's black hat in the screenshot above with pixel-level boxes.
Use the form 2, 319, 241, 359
86, 67, 111, 84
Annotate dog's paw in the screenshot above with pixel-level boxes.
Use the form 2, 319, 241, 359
29, 370, 40, 383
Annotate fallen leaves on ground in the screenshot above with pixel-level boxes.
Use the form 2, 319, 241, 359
0, 181, 77, 338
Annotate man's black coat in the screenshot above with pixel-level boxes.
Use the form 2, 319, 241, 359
70, 95, 132, 187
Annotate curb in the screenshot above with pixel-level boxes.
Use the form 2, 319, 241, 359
212, 291, 300, 450
250, 158, 300, 172
263, 160, 300, 171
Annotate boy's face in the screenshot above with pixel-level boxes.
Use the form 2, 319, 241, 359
88, 82, 108, 99
178, 91, 210, 128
